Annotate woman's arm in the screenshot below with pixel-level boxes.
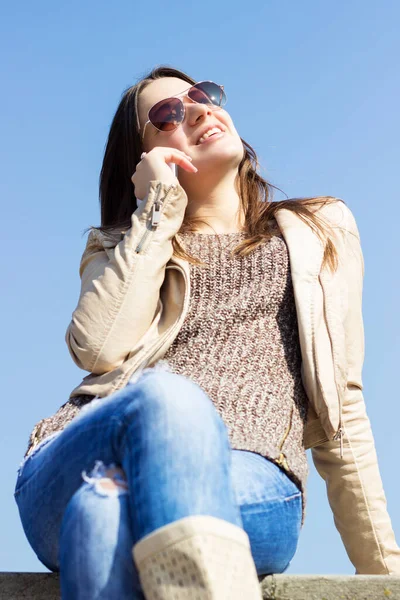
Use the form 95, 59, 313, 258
311, 204, 400, 574
65, 180, 188, 375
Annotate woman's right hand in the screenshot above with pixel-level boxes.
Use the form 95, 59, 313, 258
131, 147, 197, 201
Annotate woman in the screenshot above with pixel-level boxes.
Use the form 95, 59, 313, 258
14, 66, 400, 599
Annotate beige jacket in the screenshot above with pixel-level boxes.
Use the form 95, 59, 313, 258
65, 180, 400, 574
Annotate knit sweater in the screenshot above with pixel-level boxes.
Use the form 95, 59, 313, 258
23, 223, 309, 523
159, 227, 309, 524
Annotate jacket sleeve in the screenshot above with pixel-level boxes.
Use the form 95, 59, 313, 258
311, 203, 400, 574
65, 180, 188, 375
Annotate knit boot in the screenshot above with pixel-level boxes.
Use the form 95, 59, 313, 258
132, 514, 263, 599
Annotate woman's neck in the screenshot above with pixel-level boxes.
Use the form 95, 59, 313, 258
183, 176, 245, 234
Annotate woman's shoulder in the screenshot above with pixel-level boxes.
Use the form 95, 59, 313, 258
275, 196, 360, 239
315, 198, 361, 240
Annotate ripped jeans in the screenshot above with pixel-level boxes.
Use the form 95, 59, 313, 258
14, 364, 302, 599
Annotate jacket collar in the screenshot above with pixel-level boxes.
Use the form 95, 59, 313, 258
274, 208, 324, 281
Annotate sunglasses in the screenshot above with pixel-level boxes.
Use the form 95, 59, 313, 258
140, 80, 227, 141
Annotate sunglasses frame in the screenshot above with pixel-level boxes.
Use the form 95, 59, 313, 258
140, 80, 226, 142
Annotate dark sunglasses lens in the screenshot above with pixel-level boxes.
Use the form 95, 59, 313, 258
189, 82, 226, 107
149, 97, 184, 131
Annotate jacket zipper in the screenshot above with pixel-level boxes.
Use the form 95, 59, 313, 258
135, 183, 175, 254
333, 421, 344, 459
276, 405, 294, 471
334, 382, 344, 458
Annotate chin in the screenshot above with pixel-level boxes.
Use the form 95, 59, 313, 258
198, 141, 242, 162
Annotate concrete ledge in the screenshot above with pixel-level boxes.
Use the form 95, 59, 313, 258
0, 573, 60, 600
259, 574, 400, 599
1, 572, 399, 599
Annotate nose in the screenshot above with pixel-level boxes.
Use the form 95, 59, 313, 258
183, 96, 213, 127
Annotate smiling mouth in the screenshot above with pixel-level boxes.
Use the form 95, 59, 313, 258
196, 131, 226, 145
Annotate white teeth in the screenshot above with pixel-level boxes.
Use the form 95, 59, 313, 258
198, 127, 223, 144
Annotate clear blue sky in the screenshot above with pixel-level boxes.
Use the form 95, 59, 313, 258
2, 0, 399, 575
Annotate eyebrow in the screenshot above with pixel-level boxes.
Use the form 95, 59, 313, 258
147, 83, 193, 111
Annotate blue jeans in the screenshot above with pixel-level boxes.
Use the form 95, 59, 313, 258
14, 367, 302, 599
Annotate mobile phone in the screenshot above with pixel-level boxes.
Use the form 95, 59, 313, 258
167, 163, 177, 177
136, 162, 177, 208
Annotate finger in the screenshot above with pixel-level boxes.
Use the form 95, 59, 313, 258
172, 156, 197, 171
152, 147, 192, 161
164, 151, 195, 168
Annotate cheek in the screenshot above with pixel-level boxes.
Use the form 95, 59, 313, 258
169, 130, 190, 151
147, 131, 188, 152
220, 113, 241, 142
227, 120, 240, 139
220, 110, 235, 128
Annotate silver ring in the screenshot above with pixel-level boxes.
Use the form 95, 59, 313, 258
140, 152, 147, 159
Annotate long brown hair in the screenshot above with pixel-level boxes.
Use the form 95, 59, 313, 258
88, 65, 341, 272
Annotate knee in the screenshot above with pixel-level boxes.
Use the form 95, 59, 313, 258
81, 461, 129, 496
126, 368, 225, 434
60, 462, 129, 538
